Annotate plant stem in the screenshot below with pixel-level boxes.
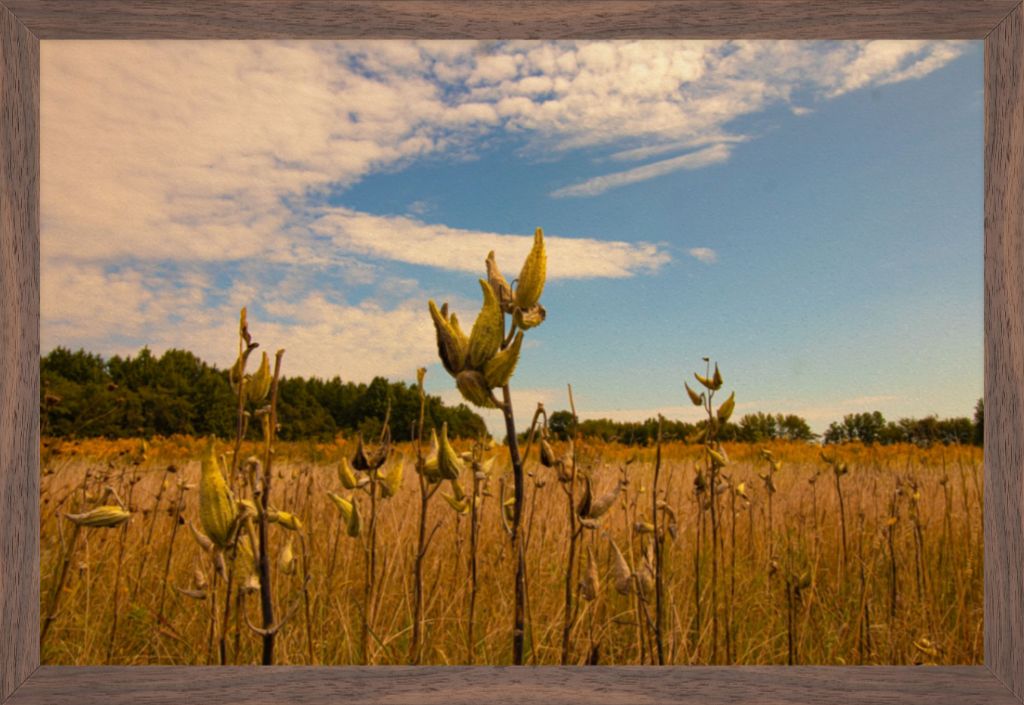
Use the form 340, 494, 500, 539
500, 384, 526, 665
257, 349, 285, 665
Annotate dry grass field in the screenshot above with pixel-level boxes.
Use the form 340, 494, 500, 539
39, 435, 983, 666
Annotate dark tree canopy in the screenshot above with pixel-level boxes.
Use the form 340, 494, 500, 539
41, 347, 487, 441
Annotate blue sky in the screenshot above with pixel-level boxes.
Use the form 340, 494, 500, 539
40, 40, 982, 435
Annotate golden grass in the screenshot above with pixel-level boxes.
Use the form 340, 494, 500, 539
39, 435, 983, 665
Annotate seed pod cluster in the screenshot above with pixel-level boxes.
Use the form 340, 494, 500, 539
427, 228, 547, 408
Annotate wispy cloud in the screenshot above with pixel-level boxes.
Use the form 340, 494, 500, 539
311, 208, 669, 278
688, 247, 718, 264
551, 144, 733, 198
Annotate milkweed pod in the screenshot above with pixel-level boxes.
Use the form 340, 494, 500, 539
450, 477, 467, 502
684, 382, 704, 407
236, 498, 257, 518
421, 429, 442, 482
468, 280, 504, 370
759, 448, 774, 461
707, 446, 728, 467
66, 505, 131, 528
479, 456, 496, 477
177, 586, 207, 601
229, 351, 245, 395
483, 331, 523, 389
712, 363, 723, 389
717, 392, 735, 423
442, 493, 469, 515
193, 567, 208, 591
269, 510, 303, 531
512, 304, 546, 331
379, 460, 403, 499
455, 369, 500, 409
540, 438, 556, 468
237, 533, 257, 573
580, 546, 600, 601
609, 539, 633, 595
200, 438, 237, 549
486, 250, 515, 312
576, 477, 593, 518
241, 573, 260, 594
587, 480, 622, 520
428, 300, 467, 376
188, 520, 215, 553
735, 482, 748, 499
438, 423, 465, 480
515, 228, 547, 309
247, 351, 272, 403
279, 537, 296, 575
502, 496, 516, 524
338, 457, 359, 490
347, 498, 362, 538
351, 435, 371, 472
634, 521, 655, 534
327, 492, 354, 523
694, 372, 715, 390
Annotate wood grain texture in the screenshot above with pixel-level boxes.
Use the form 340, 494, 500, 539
0, 2, 39, 703
1, 0, 1019, 39
4, 666, 1021, 705
986, 4, 1024, 703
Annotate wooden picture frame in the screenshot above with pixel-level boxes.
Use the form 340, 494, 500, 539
1, 2, 1021, 702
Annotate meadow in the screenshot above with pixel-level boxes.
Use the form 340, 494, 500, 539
39, 434, 983, 666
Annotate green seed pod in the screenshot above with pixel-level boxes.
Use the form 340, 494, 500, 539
483, 331, 523, 389
514, 227, 547, 309
513, 304, 546, 331
420, 428, 442, 482
502, 496, 516, 524
438, 423, 465, 480
247, 351, 272, 404
200, 438, 237, 549
468, 280, 504, 370
694, 372, 715, 390
269, 510, 303, 531
712, 363, 723, 389
685, 382, 704, 407
442, 493, 469, 515
428, 300, 467, 376
450, 477, 466, 502
486, 250, 515, 313
66, 505, 131, 528
347, 498, 362, 538
327, 492, 354, 523
338, 457, 359, 490
378, 460, 403, 499
707, 446, 728, 467
455, 369, 500, 409
279, 537, 296, 575
717, 392, 735, 423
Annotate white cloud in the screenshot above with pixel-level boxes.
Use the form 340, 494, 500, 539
311, 208, 669, 278
688, 247, 718, 264
551, 143, 733, 198
40, 39, 969, 380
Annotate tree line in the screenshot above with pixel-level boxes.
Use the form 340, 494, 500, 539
40, 347, 487, 441
545, 404, 982, 448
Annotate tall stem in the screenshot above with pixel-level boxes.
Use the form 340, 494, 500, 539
500, 384, 526, 665
652, 415, 665, 665
257, 349, 284, 665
